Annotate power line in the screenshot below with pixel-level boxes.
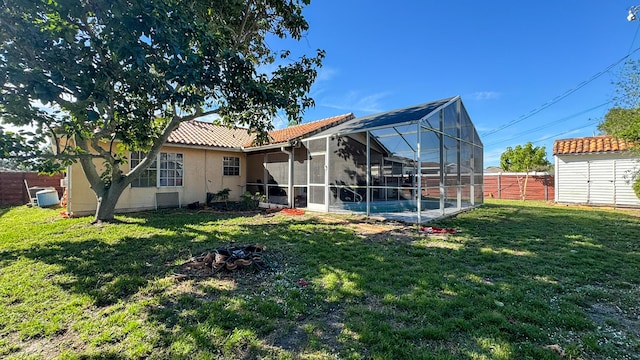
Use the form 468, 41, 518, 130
484, 101, 610, 147
481, 46, 640, 138
531, 122, 600, 146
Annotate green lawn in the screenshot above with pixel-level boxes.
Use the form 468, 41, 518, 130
0, 200, 638, 359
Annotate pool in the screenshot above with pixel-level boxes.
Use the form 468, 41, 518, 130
335, 200, 445, 213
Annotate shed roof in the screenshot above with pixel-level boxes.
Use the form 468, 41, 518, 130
553, 135, 635, 155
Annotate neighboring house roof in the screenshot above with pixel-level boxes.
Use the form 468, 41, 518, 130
245, 113, 355, 148
484, 166, 503, 173
167, 120, 255, 149
553, 135, 635, 155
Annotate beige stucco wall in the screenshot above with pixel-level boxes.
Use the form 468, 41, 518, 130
67, 145, 247, 216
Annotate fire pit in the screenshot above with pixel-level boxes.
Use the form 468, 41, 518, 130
173, 244, 267, 279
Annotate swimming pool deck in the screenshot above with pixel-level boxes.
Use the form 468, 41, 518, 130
326, 205, 479, 224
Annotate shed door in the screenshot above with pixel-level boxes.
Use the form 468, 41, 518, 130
588, 160, 614, 205
557, 159, 588, 203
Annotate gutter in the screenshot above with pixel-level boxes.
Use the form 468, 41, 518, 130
165, 143, 245, 153
243, 141, 292, 153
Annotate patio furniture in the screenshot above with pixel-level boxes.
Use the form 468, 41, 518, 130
24, 179, 58, 207
24, 179, 40, 207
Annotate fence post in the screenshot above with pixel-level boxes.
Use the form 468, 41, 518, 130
497, 173, 501, 199
544, 174, 548, 201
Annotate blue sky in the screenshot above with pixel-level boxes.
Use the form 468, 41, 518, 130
272, 1, 640, 167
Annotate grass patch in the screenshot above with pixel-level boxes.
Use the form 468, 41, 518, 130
0, 201, 639, 359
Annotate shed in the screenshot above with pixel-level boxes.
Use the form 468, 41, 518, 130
553, 135, 640, 207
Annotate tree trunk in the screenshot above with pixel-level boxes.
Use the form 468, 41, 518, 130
92, 183, 127, 223
516, 173, 530, 201
522, 173, 530, 201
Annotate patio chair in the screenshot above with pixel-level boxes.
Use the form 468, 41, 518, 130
24, 179, 38, 207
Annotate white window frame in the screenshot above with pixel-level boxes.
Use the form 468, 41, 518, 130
130, 151, 184, 188
223, 156, 241, 176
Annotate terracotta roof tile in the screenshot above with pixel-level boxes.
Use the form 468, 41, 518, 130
167, 120, 255, 148
245, 113, 355, 148
553, 135, 634, 155
167, 113, 354, 150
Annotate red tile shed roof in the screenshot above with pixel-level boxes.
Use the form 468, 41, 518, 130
167, 120, 254, 148
553, 135, 634, 155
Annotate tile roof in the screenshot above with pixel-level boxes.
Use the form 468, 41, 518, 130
167, 120, 254, 148
553, 135, 635, 155
167, 113, 354, 149
246, 113, 355, 148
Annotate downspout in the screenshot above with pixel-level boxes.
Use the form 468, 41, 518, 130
281, 146, 294, 207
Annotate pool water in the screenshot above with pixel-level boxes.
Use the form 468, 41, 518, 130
336, 200, 443, 213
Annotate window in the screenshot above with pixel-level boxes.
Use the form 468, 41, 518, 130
131, 152, 158, 187
223, 156, 240, 176
159, 152, 183, 186
131, 151, 183, 187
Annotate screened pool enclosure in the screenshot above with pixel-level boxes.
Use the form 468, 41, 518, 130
246, 96, 483, 223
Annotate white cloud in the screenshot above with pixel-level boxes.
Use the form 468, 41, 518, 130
483, 147, 506, 167
322, 91, 389, 114
469, 91, 501, 101
315, 67, 337, 82
271, 113, 290, 130
473, 124, 495, 133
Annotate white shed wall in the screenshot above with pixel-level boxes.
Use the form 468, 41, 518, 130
555, 153, 640, 207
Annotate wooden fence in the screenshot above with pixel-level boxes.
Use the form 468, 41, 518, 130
0, 172, 65, 207
484, 172, 554, 201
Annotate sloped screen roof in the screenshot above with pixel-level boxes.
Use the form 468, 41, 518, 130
313, 97, 456, 137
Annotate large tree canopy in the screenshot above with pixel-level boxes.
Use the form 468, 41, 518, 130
0, 0, 323, 222
599, 108, 640, 143
598, 60, 640, 198
599, 60, 640, 145
500, 142, 550, 173
500, 142, 551, 200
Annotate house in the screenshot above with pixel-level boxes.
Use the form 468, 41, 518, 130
64, 96, 484, 222
65, 123, 251, 215
553, 135, 640, 207
64, 114, 353, 216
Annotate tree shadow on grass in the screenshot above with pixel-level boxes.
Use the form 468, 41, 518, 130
138, 208, 609, 358
2, 204, 639, 358
3, 235, 180, 306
